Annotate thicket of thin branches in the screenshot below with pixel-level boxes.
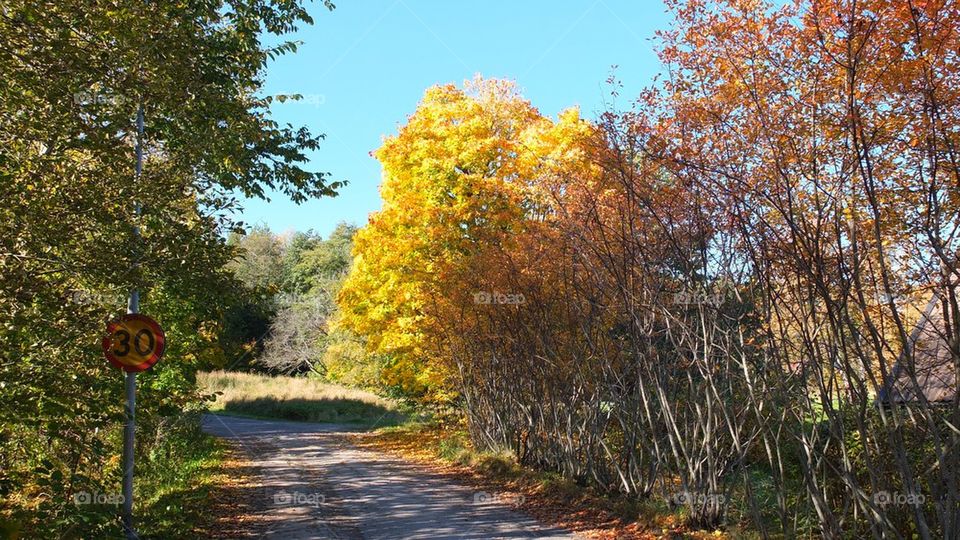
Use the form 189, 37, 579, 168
435, 2, 960, 537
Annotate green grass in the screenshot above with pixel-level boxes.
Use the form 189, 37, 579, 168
6, 413, 227, 539
199, 370, 406, 427
134, 418, 225, 539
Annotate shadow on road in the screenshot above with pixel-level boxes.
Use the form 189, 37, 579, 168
202, 415, 575, 539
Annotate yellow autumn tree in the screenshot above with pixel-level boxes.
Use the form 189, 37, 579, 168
337, 77, 597, 400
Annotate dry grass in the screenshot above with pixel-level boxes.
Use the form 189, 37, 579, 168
199, 370, 404, 426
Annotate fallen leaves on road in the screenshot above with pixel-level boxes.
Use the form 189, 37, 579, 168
350, 426, 728, 540
201, 442, 276, 538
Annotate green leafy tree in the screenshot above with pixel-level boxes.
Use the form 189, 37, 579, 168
227, 225, 288, 292
290, 222, 358, 294
259, 223, 360, 375
282, 230, 322, 294
221, 225, 289, 371
0, 0, 340, 535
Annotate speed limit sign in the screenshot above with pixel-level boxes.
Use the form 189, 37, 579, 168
102, 314, 166, 372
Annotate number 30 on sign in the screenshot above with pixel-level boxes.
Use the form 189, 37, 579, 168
102, 314, 166, 372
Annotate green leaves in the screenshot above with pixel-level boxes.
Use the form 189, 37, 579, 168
0, 0, 339, 534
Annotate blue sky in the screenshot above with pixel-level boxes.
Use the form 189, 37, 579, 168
242, 0, 671, 238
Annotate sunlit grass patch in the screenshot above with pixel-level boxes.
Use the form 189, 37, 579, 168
198, 370, 405, 426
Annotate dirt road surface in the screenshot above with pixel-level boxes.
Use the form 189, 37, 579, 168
202, 414, 576, 540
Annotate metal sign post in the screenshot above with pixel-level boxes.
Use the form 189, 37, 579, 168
122, 103, 145, 539
121, 293, 138, 538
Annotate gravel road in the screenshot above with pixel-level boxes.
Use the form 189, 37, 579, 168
202, 414, 575, 540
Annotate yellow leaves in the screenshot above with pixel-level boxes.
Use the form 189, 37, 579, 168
338, 77, 599, 402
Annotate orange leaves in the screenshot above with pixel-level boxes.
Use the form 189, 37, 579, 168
652, 0, 960, 353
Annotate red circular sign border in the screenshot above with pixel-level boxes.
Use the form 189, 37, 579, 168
101, 314, 166, 373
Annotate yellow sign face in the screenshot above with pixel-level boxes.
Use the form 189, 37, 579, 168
102, 314, 166, 372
